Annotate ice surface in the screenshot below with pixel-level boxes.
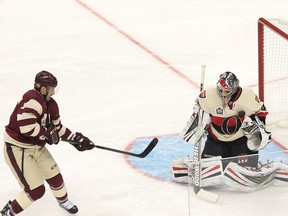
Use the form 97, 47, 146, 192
0, 0, 288, 215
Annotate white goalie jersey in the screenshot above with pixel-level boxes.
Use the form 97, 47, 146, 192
181, 85, 268, 143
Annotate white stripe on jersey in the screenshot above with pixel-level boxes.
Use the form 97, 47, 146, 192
22, 99, 43, 115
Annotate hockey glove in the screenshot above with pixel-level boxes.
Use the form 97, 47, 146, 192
72, 132, 95, 151
45, 124, 60, 144
241, 116, 271, 151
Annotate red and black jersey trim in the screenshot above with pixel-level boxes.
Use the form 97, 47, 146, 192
227, 87, 242, 109
211, 115, 244, 135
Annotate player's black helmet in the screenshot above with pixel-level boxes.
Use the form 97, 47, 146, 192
216, 71, 239, 103
34, 71, 58, 90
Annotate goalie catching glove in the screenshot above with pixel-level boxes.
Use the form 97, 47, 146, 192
69, 132, 95, 151
241, 116, 271, 151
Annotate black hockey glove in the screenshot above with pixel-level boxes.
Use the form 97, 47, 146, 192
45, 124, 60, 145
72, 132, 95, 152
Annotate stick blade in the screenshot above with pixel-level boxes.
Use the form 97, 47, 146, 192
197, 188, 219, 203
138, 137, 158, 158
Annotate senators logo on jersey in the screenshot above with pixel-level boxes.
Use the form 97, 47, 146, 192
211, 115, 243, 135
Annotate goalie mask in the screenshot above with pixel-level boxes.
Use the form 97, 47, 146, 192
217, 72, 239, 104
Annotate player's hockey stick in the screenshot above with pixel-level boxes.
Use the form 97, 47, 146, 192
192, 65, 219, 202
62, 137, 158, 158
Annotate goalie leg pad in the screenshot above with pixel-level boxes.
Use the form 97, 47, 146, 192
223, 161, 288, 191
199, 157, 223, 187
171, 158, 189, 183
172, 157, 223, 186
270, 162, 288, 185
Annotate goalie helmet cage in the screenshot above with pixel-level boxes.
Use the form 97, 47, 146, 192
258, 18, 288, 127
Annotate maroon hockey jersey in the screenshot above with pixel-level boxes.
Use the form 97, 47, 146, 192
4, 89, 72, 148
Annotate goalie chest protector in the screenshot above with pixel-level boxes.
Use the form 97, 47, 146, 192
197, 86, 264, 141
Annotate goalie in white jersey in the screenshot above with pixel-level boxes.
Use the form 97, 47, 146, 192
182, 71, 269, 167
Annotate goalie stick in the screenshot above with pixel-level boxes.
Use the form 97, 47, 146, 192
192, 65, 219, 203
62, 137, 158, 158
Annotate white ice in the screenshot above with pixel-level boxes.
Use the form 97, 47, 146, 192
0, 0, 288, 215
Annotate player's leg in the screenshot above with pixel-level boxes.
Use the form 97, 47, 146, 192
37, 147, 78, 214
2, 144, 46, 215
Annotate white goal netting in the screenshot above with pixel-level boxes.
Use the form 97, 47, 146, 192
259, 18, 288, 128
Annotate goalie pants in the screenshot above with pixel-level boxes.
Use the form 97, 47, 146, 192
201, 135, 259, 168
3, 143, 68, 215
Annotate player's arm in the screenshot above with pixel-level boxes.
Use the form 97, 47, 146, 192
243, 88, 268, 124
47, 99, 94, 151
17, 98, 46, 140
250, 104, 268, 124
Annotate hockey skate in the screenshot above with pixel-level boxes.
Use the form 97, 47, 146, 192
60, 200, 78, 214
1, 201, 12, 216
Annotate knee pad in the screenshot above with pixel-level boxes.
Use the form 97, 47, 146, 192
28, 185, 46, 201
46, 173, 63, 188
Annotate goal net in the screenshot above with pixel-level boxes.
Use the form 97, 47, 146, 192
258, 18, 288, 127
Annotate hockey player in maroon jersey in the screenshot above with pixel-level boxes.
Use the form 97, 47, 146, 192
182, 71, 269, 167
1, 71, 95, 216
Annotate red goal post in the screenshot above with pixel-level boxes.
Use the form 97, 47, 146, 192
258, 18, 288, 127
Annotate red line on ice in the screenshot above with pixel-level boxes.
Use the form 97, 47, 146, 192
75, 0, 198, 88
